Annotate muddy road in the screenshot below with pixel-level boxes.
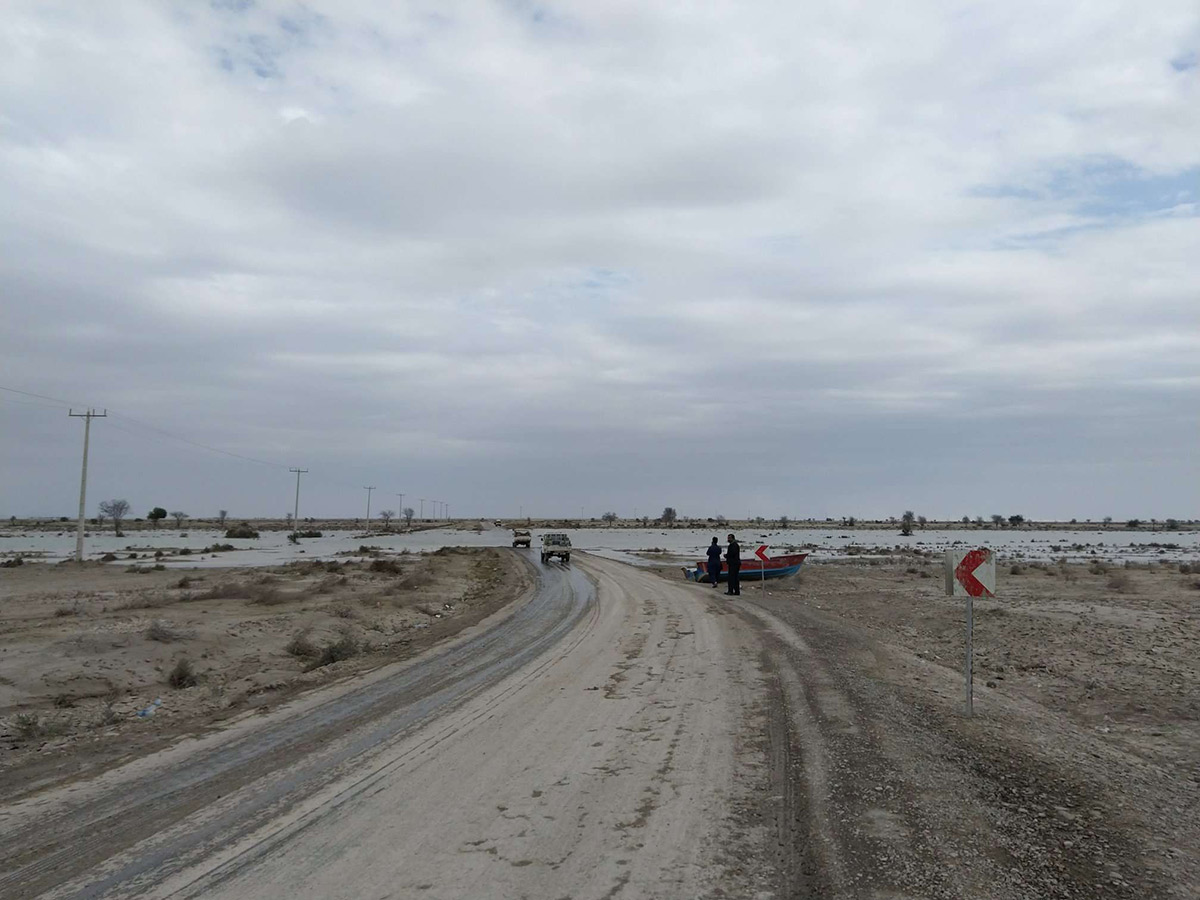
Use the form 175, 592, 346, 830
2, 553, 1191, 898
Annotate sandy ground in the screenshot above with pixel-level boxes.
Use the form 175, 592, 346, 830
0, 547, 527, 793
691, 554, 1199, 898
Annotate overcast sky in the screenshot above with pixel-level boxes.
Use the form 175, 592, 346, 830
2, 1, 1197, 523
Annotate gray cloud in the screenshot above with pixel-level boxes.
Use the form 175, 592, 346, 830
2, 1, 1198, 522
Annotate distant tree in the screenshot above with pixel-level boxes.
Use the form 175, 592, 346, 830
96, 511, 107, 528
1126, 519, 1141, 529
217, 510, 228, 527
379, 509, 394, 528
974, 516, 984, 526
917, 515, 928, 529
1008, 514, 1025, 526
99, 499, 130, 536
170, 511, 188, 528
601, 512, 618, 525
900, 510, 915, 536
991, 514, 1004, 527
961, 515, 970, 524
715, 514, 727, 525
1166, 518, 1180, 531
1103, 516, 1113, 528
403, 507, 415, 526
641, 516, 649, 526
285, 512, 294, 528
147, 507, 168, 529
661, 507, 678, 526
847, 516, 856, 527
779, 515, 790, 528
1070, 518, 1077, 524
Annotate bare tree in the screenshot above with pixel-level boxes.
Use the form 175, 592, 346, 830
660, 507, 678, 526
601, 512, 618, 525
217, 510, 228, 527
99, 499, 129, 536
917, 515, 927, 529
403, 507, 415, 527
171, 511, 188, 528
901, 510, 916, 536
779, 515, 790, 528
285, 512, 293, 528
990, 514, 1004, 527
1103, 516, 1113, 528
379, 509, 395, 529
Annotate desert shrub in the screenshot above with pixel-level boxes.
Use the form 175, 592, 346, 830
224, 523, 259, 539
329, 603, 356, 619
168, 658, 198, 688
13, 712, 42, 740
249, 586, 288, 606
297, 529, 323, 538
100, 553, 117, 562
253, 573, 280, 585
193, 582, 245, 600
306, 634, 359, 670
1180, 563, 1193, 575
285, 631, 319, 658
1009, 565, 1023, 575
203, 543, 236, 553
146, 620, 182, 642
906, 566, 919, 575
1088, 562, 1109, 575
54, 604, 79, 617
95, 703, 118, 727
179, 548, 192, 556
153, 564, 165, 571
919, 570, 932, 578
370, 558, 401, 574
1106, 573, 1133, 593
53, 693, 75, 709
176, 576, 193, 589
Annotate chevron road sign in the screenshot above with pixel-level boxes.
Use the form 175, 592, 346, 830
945, 548, 997, 717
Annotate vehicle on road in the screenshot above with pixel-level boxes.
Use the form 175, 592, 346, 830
540, 532, 571, 564
685, 551, 807, 583
512, 529, 532, 548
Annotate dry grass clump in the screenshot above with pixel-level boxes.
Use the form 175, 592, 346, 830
192, 582, 245, 601
315, 575, 345, 594
369, 558, 402, 575
329, 603, 356, 619
248, 585, 289, 606
305, 634, 360, 670
1106, 572, 1134, 593
285, 631, 319, 658
146, 619, 184, 642
13, 712, 43, 740
168, 658, 198, 689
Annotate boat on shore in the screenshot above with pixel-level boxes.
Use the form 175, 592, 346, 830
683, 552, 808, 584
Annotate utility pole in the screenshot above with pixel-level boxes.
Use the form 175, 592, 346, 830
69, 409, 106, 563
363, 486, 375, 528
289, 468, 307, 537
420, 498, 425, 520
395, 492, 405, 528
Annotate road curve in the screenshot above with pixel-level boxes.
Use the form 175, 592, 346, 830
2, 554, 771, 900
0, 555, 594, 899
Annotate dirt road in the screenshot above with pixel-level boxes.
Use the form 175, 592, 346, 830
1, 553, 1191, 898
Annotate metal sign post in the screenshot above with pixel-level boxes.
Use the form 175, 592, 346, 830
945, 548, 996, 717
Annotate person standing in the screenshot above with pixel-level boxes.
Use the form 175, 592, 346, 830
705, 537, 723, 588
725, 534, 741, 596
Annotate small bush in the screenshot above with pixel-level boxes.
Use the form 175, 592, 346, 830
285, 631, 319, 658
95, 703, 119, 727
1180, 563, 1193, 575
1088, 562, 1108, 575
176, 576, 193, 589
224, 523, 259, 539
54, 604, 79, 617
0, 556, 25, 568
370, 558, 401, 575
53, 693, 75, 709
13, 712, 41, 740
168, 658, 198, 689
329, 603, 356, 619
905, 566, 919, 575
100, 553, 117, 562
146, 620, 182, 642
1009, 565, 1023, 575
203, 543, 236, 553
306, 634, 359, 670
249, 586, 288, 606
1106, 573, 1133, 593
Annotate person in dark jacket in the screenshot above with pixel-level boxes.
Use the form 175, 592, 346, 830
705, 537, 723, 588
725, 534, 741, 595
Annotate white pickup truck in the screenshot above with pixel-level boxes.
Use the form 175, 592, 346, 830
540, 533, 571, 564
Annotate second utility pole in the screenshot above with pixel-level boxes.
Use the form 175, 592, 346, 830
69, 408, 106, 563
290, 467, 307, 537
364, 486, 375, 528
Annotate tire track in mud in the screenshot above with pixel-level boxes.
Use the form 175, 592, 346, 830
0, 555, 596, 900
736, 596, 1172, 900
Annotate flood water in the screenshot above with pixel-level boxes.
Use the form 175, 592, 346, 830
2, 523, 1197, 568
